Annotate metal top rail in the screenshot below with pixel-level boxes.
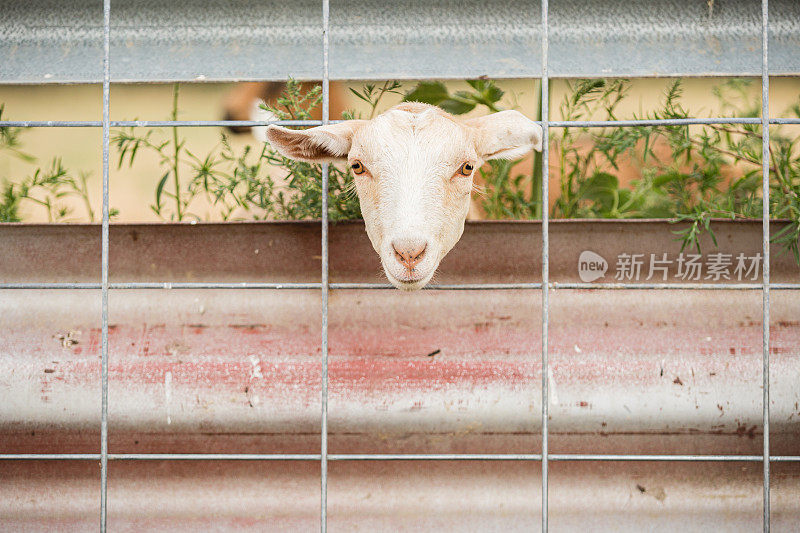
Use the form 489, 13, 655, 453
2, 0, 799, 83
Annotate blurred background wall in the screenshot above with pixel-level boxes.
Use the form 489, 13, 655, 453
1, 77, 798, 222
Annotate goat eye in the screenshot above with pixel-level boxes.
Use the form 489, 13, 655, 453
351, 160, 366, 175
457, 162, 474, 176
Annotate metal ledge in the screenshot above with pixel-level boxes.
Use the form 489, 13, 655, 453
1, 221, 798, 529
0, 220, 797, 284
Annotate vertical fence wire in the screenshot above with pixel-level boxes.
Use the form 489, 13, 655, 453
540, 0, 550, 530
320, 0, 331, 531
760, 0, 771, 530
100, 0, 111, 530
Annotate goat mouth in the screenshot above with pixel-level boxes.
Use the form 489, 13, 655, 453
385, 270, 433, 291
390, 279, 424, 291
388, 273, 421, 285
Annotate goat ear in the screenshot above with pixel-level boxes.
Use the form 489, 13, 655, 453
465, 110, 543, 160
265, 121, 366, 163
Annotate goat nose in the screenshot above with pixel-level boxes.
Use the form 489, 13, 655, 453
392, 239, 427, 270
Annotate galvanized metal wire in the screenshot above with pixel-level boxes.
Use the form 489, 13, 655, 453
0, 120, 332, 128
320, 1, 331, 530
0, 0, 792, 531
761, 1, 772, 530
540, 0, 551, 529
2, 117, 800, 128
2, 453, 799, 462
2, 282, 800, 290
100, 0, 111, 529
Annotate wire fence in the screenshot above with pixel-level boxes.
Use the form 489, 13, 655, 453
0, 0, 798, 531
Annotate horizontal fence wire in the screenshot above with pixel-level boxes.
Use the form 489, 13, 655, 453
0, 120, 332, 128
1, 453, 799, 462
1, 282, 799, 290
1, 118, 800, 128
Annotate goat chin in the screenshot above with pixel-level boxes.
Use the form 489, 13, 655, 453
382, 265, 437, 291
386, 275, 432, 291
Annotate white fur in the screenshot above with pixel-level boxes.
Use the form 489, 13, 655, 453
266, 103, 542, 290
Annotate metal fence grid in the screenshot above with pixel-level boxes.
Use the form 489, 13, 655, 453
1, 0, 800, 531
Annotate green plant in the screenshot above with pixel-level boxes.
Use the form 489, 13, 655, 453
347, 80, 403, 119
404, 79, 504, 114
0, 104, 34, 163
544, 78, 799, 261
113, 79, 362, 221
551, 78, 631, 218
259, 80, 361, 220
113, 84, 193, 220
0, 105, 98, 222
478, 159, 539, 219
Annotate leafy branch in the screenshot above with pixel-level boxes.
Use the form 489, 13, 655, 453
404, 78, 505, 115
536, 78, 799, 261
1, 106, 99, 222
113, 79, 361, 222
348, 80, 403, 119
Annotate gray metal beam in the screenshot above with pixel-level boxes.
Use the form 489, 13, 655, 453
1, 0, 799, 83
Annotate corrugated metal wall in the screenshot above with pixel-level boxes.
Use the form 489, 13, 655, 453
2, 0, 800, 83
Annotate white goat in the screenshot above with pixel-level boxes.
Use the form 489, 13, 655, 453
266, 102, 543, 290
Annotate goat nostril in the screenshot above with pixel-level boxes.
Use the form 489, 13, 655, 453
392, 240, 427, 269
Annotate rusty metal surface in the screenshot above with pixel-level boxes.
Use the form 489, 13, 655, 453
0, 460, 798, 531
0, 220, 798, 284
1, 289, 798, 456
1, 221, 799, 529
